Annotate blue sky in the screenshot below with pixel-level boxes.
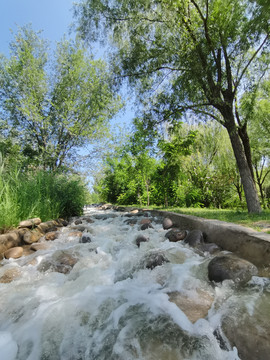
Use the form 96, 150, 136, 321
0, 0, 75, 56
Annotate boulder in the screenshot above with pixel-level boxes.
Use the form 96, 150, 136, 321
37, 220, 59, 234
0, 231, 22, 254
57, 218, 69, 227
208, 254, 258, 284
23, 229, 43, 244
196, 243, 221, 254
135, 235, 149, 247
4, 247, 24, 259
165, 229, 187, 242
45, 231, 59, 241
222, 293, 270, 360
184, 230, 204, 247
37, 250, 78, 274
74, 219, 82, 225
0, 268, 22, 283
163, 217, 174, 230
169, 289, 214, 323
18, 217, 41, 228
144, 251, 169, 270
22, 245, 35, 257
31, 243, 50, 251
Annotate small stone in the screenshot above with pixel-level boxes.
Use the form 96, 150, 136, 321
68, 231, 83, 238
80, 233, 91, 243
141, 223, 154, 230
144, 252, 169, 269
140, 218, 151, 225
4, 247, 24, 259
135, 235, 149, 247
74, 219, 82, 225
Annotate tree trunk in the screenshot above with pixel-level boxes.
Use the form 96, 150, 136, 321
224, 116, 262, 213
238, 124, 254, 180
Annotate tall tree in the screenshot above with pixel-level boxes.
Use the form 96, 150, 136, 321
74, 0, 269, 212
0, 25, 122, 170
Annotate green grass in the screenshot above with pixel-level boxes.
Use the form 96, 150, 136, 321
0, 162, 88, 232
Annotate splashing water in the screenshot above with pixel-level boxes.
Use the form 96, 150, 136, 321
0, 207, 267, 360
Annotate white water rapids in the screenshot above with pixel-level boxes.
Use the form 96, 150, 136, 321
0, 207, 268, 360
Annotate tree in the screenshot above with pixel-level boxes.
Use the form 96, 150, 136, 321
74, 0, 269, 212
0, 25, 122, 170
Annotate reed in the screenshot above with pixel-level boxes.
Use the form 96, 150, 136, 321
0, 156, 87, 231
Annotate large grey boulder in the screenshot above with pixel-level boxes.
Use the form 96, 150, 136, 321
208, 254, 258, 284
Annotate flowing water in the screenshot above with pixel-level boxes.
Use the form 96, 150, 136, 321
0, 207, 269, 360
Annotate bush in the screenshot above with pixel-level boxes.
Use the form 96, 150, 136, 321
0, 160, 88, 230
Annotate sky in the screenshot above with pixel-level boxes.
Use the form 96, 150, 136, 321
0, 0, 75, 56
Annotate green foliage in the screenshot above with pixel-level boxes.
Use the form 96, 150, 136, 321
0, 25, 122, 171
75, 0, 269, 213
0, 154, 88, 230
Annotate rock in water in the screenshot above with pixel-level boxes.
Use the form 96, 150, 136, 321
208, 254, 258, 284
165, 229, 187, 242
162, 217, 174, 230
4, 247, 24, 259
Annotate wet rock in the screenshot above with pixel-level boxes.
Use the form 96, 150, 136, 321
165, 229, 187, 242
30, 243, 50, 251
38, 250, 78, 274
169, 289, 214, 323
74, 219, 82, 225
222, 293, 270, 360
141, 223, 154, 230
163, 217, 174, 230
208, 254, 258, 284
23, 229, 42, 244
82, 217, 94, 224
144, 252, 169, 270
130, 209, 139, 214
184, 230, 204, 247
68, 231, 83, 238
4, 247, 24, 259
124, 218, 138, 225
45, 231, 59, 241
18, 217, 41, 228
22, 245, 35, 256
196, 243, 221, 254
0, 268, 22, 283
80, 233, 92, 243
57, 219, 68, 226
140, 218, 151, 225
135, 235, 149, 247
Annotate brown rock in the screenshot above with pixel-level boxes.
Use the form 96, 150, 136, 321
169, 289, 214, 323
30, 243, 50, 251
0, 231, 22, 254
23, 230, 43, 244
163, 217, 174, 230
45, 231, 59, 241
140, 218, 151, 225
18, 217, 41, 228
37, 221, 59, 234
68, 231, 83, 238
0, 268, 22, 283
165, 229, 187, 242
22, 245, 35, 256
4, 247, 24, 259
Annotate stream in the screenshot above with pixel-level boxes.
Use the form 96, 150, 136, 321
0, 207, 269, 360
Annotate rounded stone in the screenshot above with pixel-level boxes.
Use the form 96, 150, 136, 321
135, 235, 149, 247
80, 233, 91, 243
141, 223, 154, 230
45, 231, 59, 241
165, 229, 187, 242
163, 217, 174, 230
4, 247, 24, 259
184, 230, 204, 247
208, 254, 258, 284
